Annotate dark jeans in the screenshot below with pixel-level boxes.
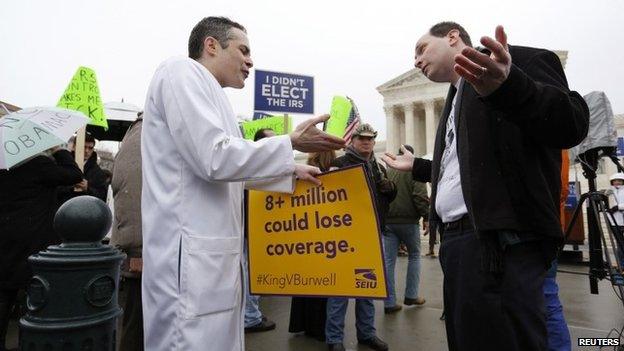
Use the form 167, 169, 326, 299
118, 277, 144, 351
439, 227, 549, 351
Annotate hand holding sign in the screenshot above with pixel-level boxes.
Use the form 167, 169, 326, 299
290, 114, 346, 152
295, 164, 322, 186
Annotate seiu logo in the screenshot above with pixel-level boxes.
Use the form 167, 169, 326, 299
355, 269, 377, 289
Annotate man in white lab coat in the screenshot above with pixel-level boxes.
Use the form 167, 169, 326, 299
141, 17, 345, 350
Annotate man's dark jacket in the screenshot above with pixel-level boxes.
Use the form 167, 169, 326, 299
411, 45, 589, 239
332, 147, 397, 230
58, 151, 108, 203
0, 150, 82, 289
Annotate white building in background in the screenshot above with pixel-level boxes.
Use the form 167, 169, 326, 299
376, 69, 448, 157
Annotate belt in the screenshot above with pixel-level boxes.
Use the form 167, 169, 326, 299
442, 215, 472, 231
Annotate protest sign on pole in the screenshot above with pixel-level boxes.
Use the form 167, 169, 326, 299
57, 67, 107, 128
254, 69, 314, 114
247, 166, 387, 298
325, 96, 353, 138
57, 66, 106, 169
240, 115, 293, 140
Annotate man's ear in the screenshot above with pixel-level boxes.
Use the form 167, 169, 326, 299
447, 29, 460, 46
203, 36, 220, 57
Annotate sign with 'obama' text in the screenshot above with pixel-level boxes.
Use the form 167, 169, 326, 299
254, 69, 314, 114
247, 166, 387, 298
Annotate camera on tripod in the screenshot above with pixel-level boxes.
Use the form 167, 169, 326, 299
568, 91, 624, 295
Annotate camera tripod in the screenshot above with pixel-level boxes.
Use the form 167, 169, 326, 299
565, 147, 624, 300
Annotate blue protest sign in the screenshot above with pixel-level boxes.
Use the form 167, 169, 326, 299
565, 181, 580, 209
617, 137, 624, 156
254, 70, 314, 114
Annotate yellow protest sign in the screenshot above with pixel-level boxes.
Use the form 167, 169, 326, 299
57, 66, 107, 128
247, 165, 387, 298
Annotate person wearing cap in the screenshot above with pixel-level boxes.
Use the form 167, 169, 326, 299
608, 173, 624, 227
325, 123, 396, 351
607, 173, 624, 268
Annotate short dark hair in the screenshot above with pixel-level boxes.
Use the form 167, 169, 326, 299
188, 17, 246, 59
85, 133, 96, 144
429, 21, 472, 47
253, 128, 274, 141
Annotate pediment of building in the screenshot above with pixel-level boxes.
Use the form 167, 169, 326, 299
376, 68, 432, 92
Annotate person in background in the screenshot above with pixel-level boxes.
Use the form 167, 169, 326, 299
288, 150, 336, 341
58, 133, 108, 203
102, 169, 112, 186
243, 127, 278, 333
325, 123, 395, 351
607, 172, 624, 268
110, 112, 145, 351
425, 218, 437, 257
383, 145, 429, 314
0, 146, 82, 351
542, 149, 572, 351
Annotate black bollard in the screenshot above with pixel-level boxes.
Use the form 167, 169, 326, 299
19, 196, 126, 351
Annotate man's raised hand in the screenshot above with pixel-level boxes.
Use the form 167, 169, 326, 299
290, 114, 346, 153
454, 25, 511, 96
381, 145, 415, 172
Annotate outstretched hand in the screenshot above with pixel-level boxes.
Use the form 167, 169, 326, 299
454, 25, 511, 96
381, 145, 415, 172
290, 114, 346, 153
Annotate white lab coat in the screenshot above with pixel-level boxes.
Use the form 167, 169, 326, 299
141, 57, 296, 350
608, 186, 624, 226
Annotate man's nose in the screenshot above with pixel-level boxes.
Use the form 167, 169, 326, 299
246, 57, 253, 68
415, 57, 422, 69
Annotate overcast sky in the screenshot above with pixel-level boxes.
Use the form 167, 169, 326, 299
2, 0, 622, 139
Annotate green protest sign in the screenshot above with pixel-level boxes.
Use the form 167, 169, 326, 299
325, 96, 352, 138
240, 115, 292, 140
57, 66, 107, 128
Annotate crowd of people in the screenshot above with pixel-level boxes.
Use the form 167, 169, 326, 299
0, 15, 599, 351
0, 133, 112, 350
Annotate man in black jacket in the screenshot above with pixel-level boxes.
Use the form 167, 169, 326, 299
382, 22, 589, 351
325, 123, 396, 351
58, 134, 108, 203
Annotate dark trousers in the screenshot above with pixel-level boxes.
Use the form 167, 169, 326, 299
118, 277, 144, 351
439, 228, 549, 351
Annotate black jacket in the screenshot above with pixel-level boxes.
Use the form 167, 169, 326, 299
412, 45, 589, 239
0, 150, 82, 289
58, 151, 108, 203
332, 148, 397, 230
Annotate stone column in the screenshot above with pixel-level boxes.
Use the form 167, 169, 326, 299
424, 100, 436, 155
403, 103, 416, 150
384, 106, 397, 153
